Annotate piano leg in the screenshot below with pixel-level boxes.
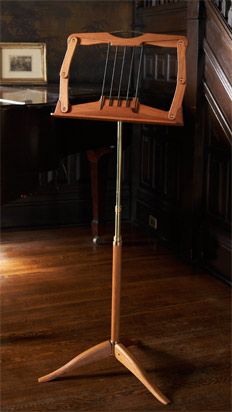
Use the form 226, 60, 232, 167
86, 147, 114, 243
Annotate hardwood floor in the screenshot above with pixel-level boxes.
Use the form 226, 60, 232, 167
0, 224, 231, 411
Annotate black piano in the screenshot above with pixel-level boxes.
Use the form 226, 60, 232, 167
1, 84, 119, 199
0, 85, 129, 235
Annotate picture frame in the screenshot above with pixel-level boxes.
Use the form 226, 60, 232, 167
0, 42, 47, 84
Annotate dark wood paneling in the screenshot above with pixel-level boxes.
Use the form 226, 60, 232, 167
141, 46, 177, 111
199, 1, 232, 282
133, 0, 231, 284
133, 0, 203, 257
1, 0, 133, 84
134, 125, 181, 243
206, 144, 231, 225
185, 1, 202, 113
212, 0, 232, 27
204, 41, 232, 126
199, 94, 232, 283
204, 0, 232, 82
204, 82, 231, 146
135, 1, 187, 34
143, 49, 177, 83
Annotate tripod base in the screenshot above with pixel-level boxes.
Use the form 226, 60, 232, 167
38, 339, 170, 405
39, 122, 170, 405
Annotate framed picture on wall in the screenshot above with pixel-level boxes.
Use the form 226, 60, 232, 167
0, 42, 47, 84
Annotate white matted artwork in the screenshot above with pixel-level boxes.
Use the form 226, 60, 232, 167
0, 43, 47, 84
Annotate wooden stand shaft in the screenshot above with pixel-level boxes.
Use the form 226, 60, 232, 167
111, 243, 122, 343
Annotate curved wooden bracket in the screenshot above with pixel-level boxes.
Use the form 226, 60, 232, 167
59, 36, 78, 113
168, 40, 187, 120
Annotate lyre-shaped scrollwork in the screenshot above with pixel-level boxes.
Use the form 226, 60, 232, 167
54, 32, 188, 126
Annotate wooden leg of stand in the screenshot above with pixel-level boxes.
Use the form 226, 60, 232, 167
38, 340, 112, 383
114, 343, 170, 405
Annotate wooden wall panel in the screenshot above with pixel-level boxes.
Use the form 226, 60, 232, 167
199, 98, 231, 282
206, 149, 231, 225
133, 124, 181, 242
198, 1, 232, 282
142, 48, 177, 83
204, 41, 232, 126
1, 0, 133, 84
204, 0, 232, 83
132, 0, 187, 247
133, 0, 232, 284
135, 1, 187, 34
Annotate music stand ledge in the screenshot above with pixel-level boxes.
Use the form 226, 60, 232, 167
38, 32, 188, 405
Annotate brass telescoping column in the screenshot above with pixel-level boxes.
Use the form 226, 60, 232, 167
111, 121, 123, 344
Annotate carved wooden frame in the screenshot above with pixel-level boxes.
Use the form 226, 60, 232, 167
53, 32, 188, 126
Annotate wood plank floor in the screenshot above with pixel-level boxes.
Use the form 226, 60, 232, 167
0, 224, 231, 412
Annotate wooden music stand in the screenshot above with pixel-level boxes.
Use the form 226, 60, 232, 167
38, 32, 187, 405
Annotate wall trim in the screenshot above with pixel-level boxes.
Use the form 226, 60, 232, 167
204, 40, 232, 100
203, 82, 232, 145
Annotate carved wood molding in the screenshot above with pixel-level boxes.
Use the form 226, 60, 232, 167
204, 40, 232, 98
205, 0, 232, 34
136, 0, 187, 14
204, 82, 232, 145
204, 1, 232, 84
204, 40, 232, 126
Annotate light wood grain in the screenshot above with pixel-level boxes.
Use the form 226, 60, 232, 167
111, 244, 122, 343
54, 31, 187, 124
38, 340, 112, 383
1, 225, 231, 411
114, 343, 170, 405
67, 32, 187, 47
53, 99, 184, 125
